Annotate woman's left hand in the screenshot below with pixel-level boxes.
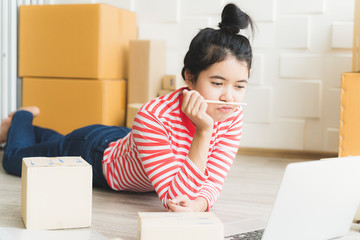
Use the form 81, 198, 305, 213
168, 195, 207, 212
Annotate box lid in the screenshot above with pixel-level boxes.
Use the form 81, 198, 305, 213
23, 156, 90, 167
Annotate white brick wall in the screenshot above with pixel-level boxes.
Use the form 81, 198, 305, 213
32, 0, 356, 153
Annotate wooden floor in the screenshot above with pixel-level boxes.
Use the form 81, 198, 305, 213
0, 149, 341, 239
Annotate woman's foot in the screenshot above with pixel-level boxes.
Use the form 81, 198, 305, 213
8, 106, 40, 118
0, 117, 12, 144
0, 106, 40, 144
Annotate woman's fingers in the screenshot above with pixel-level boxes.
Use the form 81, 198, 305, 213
182, 90, 205, 116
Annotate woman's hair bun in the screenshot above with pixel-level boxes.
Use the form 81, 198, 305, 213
218, 3, 252, 35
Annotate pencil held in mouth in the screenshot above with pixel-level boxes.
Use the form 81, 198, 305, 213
204, 100, 247, 106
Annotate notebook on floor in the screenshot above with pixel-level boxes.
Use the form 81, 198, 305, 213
225, 156, 360, 240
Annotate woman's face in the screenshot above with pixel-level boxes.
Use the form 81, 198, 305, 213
185, 56, 249, 122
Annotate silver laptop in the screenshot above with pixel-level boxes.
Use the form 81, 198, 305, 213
226, 156, 360, 240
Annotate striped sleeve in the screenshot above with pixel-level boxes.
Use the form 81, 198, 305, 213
132, 104, 210, 209
199, 109, 243, 209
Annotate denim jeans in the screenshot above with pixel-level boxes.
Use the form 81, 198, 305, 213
2, 110, 131, 189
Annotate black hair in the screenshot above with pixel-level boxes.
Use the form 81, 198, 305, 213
181, 3, 255, 84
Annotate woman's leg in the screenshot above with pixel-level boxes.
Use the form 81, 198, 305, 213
2, 110, 132, 189
60, 124, 131, 188
2, 111, 64, 176
0, 117, 11, 144
0, 106, 40, 144
34, 126, 63, 143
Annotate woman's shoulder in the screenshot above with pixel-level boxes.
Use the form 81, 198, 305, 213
139, 87, 187, 117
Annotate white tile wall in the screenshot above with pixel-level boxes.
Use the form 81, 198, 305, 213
17, 0, 356, 153
135, 0, 179, 23
280, 54, 323, 79
249, 54, 264, 85
326, 0, 355, 21
180, 0, 222, 16
331, 22, 354, 48
138, 23, 180, 49
323, 89, 341, 128
179, 17, 211, 48
304, 119, 324, 151
325, 128, 340, 152
227, 0, 276, 22
278, 0, 325, 14
274, 80, 321, 119
326, 55, 352, 88
243, 86, 272, 123
242, 119, 306, 150
253, 23, 276, 48
277, 16, 310, 49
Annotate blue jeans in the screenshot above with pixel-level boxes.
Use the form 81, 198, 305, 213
2, 111, 131, 189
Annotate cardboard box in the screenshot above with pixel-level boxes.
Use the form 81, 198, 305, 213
21, 156, 92, 230
162, 74, 186, 90
19, 4, 137, 79
158, 89, 173, 97
338, 73, 360, 157
137, 212, 224, 240
355, 205, 360, 221
128, 40, 166, 104
22, 77, 126, 134
126, 103, 143, 129
353, 0, 360, 71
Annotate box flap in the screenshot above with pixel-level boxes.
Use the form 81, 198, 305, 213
23, 156, 90, 167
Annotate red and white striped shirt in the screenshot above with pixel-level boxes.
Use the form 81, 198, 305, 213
102, 87, 243, 210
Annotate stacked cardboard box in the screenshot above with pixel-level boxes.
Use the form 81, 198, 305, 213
126, 40, 166, 128
19, 4, 137, 134
158, 74, 186, 97
338, 73, 360, 158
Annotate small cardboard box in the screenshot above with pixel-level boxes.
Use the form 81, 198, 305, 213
22, 77, 127, 134
21, 157, 92, 230
157, 89, 173, 97
19, 4, 137, 79
126, 103, 143, 129
162, 74, 186, 91
128, 40, 166, 104
137, 212, 224, 240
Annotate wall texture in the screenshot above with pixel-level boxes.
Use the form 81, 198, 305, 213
28, 0, 356, 152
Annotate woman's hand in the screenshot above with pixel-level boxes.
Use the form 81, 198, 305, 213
182, 89, 214, 131
168, 195, 208, 212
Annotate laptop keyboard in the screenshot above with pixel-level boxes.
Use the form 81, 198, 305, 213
224, 229, 265, 240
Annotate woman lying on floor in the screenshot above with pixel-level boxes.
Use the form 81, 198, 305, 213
0, 3, 254, 212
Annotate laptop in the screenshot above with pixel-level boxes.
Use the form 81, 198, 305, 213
225, 156, 360, 240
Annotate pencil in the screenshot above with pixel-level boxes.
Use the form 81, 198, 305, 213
204, 100, 247, 106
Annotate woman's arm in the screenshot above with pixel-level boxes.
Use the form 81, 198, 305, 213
132, 91, 242, 211
167, 195, 208, 212
181, 89, 214, 174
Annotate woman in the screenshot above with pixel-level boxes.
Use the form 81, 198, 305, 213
0, 3, 254, 212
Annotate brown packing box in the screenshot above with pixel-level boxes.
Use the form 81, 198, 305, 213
22, 78, 126, 134
162, 74, 186, 90
339, 73, 360, 221
128, 40, 166, 104
19, 4, 137, 79
126, 103, 143, 129
158, 89, 173, 97
353, 0, 360, 71
338, 72, 360, 157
